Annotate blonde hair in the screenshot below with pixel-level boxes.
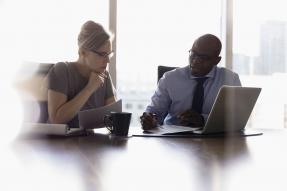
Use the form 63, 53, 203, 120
78, 21, 110, 51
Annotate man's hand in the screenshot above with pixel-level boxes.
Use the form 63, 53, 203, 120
140, 112, 158, 130
177, 109, 204, 127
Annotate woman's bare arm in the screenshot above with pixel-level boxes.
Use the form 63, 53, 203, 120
105, 96, 116, 105
48, 86, 95, 124
48, 72, 106, 124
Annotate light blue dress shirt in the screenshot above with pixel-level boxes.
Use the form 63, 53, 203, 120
145, 65, 241, 125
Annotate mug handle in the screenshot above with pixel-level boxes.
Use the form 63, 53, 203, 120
104, 115, 113, 133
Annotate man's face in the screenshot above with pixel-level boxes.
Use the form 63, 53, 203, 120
189, 40, 221, 77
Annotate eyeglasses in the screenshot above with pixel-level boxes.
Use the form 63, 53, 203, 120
189, 50, 215, 62
92, 50, 114, 59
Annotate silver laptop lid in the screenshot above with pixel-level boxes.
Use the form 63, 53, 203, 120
200, 86, 261, 134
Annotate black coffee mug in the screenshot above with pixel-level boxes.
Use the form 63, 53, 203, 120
104, 112, 132, 136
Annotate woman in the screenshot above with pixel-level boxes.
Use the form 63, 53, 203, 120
47, 21, 116, 127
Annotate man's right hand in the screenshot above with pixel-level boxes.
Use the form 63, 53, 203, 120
140, 112, 158, 130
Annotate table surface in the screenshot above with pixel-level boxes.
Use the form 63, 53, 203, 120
1, 127, 287, 191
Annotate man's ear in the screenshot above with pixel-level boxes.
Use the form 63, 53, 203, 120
214, 56, 221, 65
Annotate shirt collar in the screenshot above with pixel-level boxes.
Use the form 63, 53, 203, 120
187, 65, 216, 79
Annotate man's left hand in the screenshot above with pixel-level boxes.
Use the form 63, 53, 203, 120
177, 109, 204, 127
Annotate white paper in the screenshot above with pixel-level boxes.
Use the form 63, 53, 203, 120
144, 125, 200, 135
22, 122, 69, 135
78, 99, 122, 129
21, 122, 86, 136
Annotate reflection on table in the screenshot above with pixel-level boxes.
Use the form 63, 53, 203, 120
1, 127, 287, 191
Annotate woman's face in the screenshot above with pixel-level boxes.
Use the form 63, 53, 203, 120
83, 40, 113, 73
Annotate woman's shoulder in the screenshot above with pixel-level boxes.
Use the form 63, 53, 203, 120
51, 62, 72, 75
47, 62, 70, 80
53, 62, 67, 70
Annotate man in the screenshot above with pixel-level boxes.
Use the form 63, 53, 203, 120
140, 34, 241, 130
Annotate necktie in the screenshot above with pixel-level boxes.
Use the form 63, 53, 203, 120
191, 77, 208, 114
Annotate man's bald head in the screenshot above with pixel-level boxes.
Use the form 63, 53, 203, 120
192, 34, 222, 57
189, 34, 222, 77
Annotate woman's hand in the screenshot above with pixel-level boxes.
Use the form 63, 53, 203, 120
86, 72, 107, 92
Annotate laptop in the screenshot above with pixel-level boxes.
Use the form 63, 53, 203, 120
192, 86, 261, 134
134, 86, 262, 137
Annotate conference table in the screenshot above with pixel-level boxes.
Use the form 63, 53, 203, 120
1, 127, 287, 191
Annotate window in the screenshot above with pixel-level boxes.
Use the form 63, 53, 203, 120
2, 0, 285, 135
117, 0, 223, 126
233, 0, 287, 128
0, 0, 109, 140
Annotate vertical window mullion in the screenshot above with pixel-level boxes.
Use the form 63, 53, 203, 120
109, 0, 117, 88
221, 0, 233, 70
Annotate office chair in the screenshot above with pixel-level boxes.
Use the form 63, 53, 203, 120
157, 65, 178, 82
18, 63, 54, 123
37, 63, 54, 123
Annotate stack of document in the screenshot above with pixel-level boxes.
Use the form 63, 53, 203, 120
20, 99, 123, 136
21, 122, 85, 136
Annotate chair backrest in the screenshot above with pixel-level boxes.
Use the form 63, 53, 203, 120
37, 63, 54, 123
18, 63, 54, 123
37, 63, 54, 76
157, 65, 178, 82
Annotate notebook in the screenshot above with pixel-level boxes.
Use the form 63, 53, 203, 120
133, 86, 262, 137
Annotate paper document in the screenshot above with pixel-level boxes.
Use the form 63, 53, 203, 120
78, 99, 122, 129
132, 125, 263, 137
144, 125, 200, 135
21, 122, 85, 136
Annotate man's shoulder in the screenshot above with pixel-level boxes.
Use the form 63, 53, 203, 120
164, 66, 189, 78
215, 66, 241, 85
216, 66, 239, 76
